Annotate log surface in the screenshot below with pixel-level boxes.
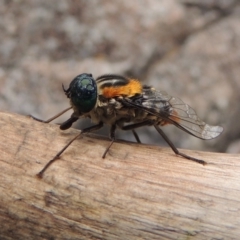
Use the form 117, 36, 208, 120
0, 111, 239, 240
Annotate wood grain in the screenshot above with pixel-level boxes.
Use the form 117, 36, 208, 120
0, 111, 239, 239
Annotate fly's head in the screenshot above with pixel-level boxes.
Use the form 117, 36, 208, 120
63, 73, 97, 113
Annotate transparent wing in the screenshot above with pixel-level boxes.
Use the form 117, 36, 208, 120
163, 94, 223, 139
125, 88, 223, 140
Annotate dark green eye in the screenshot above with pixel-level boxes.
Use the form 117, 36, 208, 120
63, 73, 97, 113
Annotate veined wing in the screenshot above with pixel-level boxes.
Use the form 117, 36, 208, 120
123, 87, 223, 140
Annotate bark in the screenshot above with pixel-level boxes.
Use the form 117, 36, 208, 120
0, 111, 239, 240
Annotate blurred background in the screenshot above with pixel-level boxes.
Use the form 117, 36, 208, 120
1, 0, 240, 154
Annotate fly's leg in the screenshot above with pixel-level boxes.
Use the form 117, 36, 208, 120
60, 116, 79, 130
102, 125, 116, 158
30, 107, 78, 130
154, 125, 206, 165
37, 122, 104, 178
30, 107, 72, 123
119, 121, 206, 165
37, 132, 82, 179
121, 121, 152, 131
102, 122, 151, 158
123, 121, 153, 144
132, 129, 141, 143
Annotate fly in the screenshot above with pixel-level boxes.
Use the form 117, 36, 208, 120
31, 73, 223, 178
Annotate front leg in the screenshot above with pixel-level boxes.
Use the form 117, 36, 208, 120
37, 121, 104, 178
30, 107, 72, 123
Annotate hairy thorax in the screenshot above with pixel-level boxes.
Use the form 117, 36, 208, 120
83, 97, 153, 127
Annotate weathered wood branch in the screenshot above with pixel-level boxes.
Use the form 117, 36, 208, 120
0, 111, 239, 239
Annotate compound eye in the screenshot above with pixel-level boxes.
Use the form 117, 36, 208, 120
68, 73, 97, 113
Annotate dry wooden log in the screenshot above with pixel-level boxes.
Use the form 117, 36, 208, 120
0, 111, 239, 239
